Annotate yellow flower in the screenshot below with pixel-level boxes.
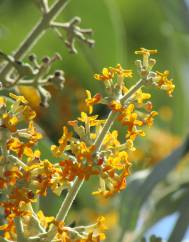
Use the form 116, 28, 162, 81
135, 48, 158, 56
94, 64, 132, 81
134, 89, 151, 104
156, 71, 175, 96
23, 105, 36, 120
51, 126, 72, 157
85, 90, 102, 114
2, 113, 18, 132
121, 112, 143, 131
107, 151, 128, 170
109, 100, 122, 112
112, 64, 133, 78
144, 111, 158, 127
94, 67, 114, 81
96, 216, 108, 231
103, 130, 120, 148
27, 121, 42, 143
0, 97, 6, 107
118, 103, 135, 122
71, 141, 95, 163
37, 210, 54, 229
126, 129, 145, 141
78, 112, 105, 127
9, 93, 27, 103
126, 139, 136, 151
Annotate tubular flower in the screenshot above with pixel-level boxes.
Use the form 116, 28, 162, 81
6, 121, 42, 158
94, 67, 114, 81
102, 130, 120, 148
155, 70, 175, 96
135, 48, 158, 69
51, 126, 72, 157
85, 90, 102, 114
106, 151, 128, 170
94, 65, 132, 81
134, 89, 151, 104
9, 93, 36, 120
135, 48, 158, 56
37, 210, 55, 229
2, 113, 18, 132
70, 141, 95, 163
109, 100, 122, 112
92, 166, 130, 198
117, 103, 135, 122
7, 137, 33, 158
78, 112, 105, 127
143, 111, 158, 127
60, 159, 99, 180
121, 111, 143, 131
126, 128, 145, 142
111, 64, 133, 78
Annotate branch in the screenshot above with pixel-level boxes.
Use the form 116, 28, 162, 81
0, 0, 70, 81
50, 17, 95, 53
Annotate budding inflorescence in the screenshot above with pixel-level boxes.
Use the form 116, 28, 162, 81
0, 48, 175, 241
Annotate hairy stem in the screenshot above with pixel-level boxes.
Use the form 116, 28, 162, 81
94, 111, 117, 152
28, 204, 46, 233
0, 0, 70, 80
47, 177, 84, 240
14, 217, 26, 242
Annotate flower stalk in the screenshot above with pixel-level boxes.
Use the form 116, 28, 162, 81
47, 76, 146, 241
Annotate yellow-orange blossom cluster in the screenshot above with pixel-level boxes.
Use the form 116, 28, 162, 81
0, 48, 175, 241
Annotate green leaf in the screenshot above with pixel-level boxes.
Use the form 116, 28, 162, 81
135, 181, 189, 241
141, 235, 164, 242
118, 136, 189, 240
168, 190, 189, 242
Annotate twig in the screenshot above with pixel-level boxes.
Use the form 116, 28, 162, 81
0, 0, 70, 81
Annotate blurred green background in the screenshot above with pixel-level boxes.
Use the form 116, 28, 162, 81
1, 0, 189, 241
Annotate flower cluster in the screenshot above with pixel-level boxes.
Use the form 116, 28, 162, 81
0, 48, 174, 241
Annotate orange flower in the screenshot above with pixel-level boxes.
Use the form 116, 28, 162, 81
71, 141, 95, 163
51, 126, 72, 157
144, 111, 158, 127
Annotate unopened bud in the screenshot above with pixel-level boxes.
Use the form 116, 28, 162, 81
42, 56, 50, 64
28, 54, 37, 62
149, 58, 156, 67
135, 60, 142, 69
